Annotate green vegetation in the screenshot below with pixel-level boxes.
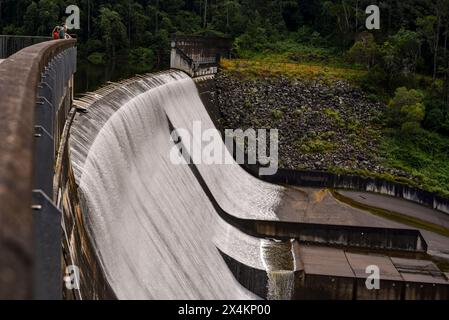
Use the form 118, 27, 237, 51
380, 130, 449, 198
329, 167, 420, 188
221, 57, 366, 83
387, 87, 426, 134
2, 2, 447, 96
87, 52, 105, 65
324, 108, 345, 128
270, 109, 284, 120
128, 47, 155, 72
295, 136, 336, 154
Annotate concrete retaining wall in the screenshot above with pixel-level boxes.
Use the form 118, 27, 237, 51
259, 169, 449, 216
295, 274, 354, 300
0, 39, 76, 299
219, 250, 269, 299
295, 275, 449, 300
0, 39, 112, 300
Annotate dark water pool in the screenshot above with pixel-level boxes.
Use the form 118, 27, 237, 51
74, 57, 164, 95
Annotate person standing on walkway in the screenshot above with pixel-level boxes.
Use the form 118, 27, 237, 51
52, 26, 60, 40
58, 23, 65, 39
63, 24, 72, 39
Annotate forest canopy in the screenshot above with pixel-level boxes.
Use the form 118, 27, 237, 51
1, 1, 448, 123
1, 1, 448, 128
0, 1, 447, 68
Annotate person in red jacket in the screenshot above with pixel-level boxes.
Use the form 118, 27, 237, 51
52, 26, 60, 40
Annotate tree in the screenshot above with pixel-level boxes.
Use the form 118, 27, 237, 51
232, 12, 269, 56
379, 29, 421, 89
128, 2, 150, 46
417, 15, 440, 80
24, 1, 39, 35
388, 87, 425, 133
37, 0, 59, 35
323, 0, 367, 48
98, 7, 128, 58
22, 0, 59, 36
203, 0, 207, 28
413, 1, 448, 81
347, 33, 380, 70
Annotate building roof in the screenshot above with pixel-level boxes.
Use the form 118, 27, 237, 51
345, 252, 402, 281
298, 245, 449, 287
391, 257, 449, 285
299, 246, 354, 278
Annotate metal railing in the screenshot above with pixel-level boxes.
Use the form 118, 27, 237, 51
33, 46, 77, 300
0, 35, 52, 59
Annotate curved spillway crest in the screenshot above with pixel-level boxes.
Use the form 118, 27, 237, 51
70, 71, 294, 299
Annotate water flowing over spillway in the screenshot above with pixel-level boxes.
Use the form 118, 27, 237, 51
70, 71, 291, 299
162, 75, 283, 220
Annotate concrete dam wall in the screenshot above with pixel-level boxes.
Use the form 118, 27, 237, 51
64, 69, 449, 300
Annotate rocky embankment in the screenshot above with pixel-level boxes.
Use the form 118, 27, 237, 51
215, 72, 412, 178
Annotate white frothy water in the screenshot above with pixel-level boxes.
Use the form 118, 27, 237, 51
267, 271, 295, 300
260, 240, 295, 300
162, 75, 283, 220
70, 71, 291, 299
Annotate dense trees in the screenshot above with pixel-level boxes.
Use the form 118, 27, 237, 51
98, 7, 127, 57
1, 0, 448, 133
0, 1, 447, 68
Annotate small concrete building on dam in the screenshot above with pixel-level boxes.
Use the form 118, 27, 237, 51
1, 35, 449, 300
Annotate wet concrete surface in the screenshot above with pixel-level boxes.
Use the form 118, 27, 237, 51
336, 190, 449, 260
277, 187, 449, 261
338, 190, 449, 229
277, 187, 407, 229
